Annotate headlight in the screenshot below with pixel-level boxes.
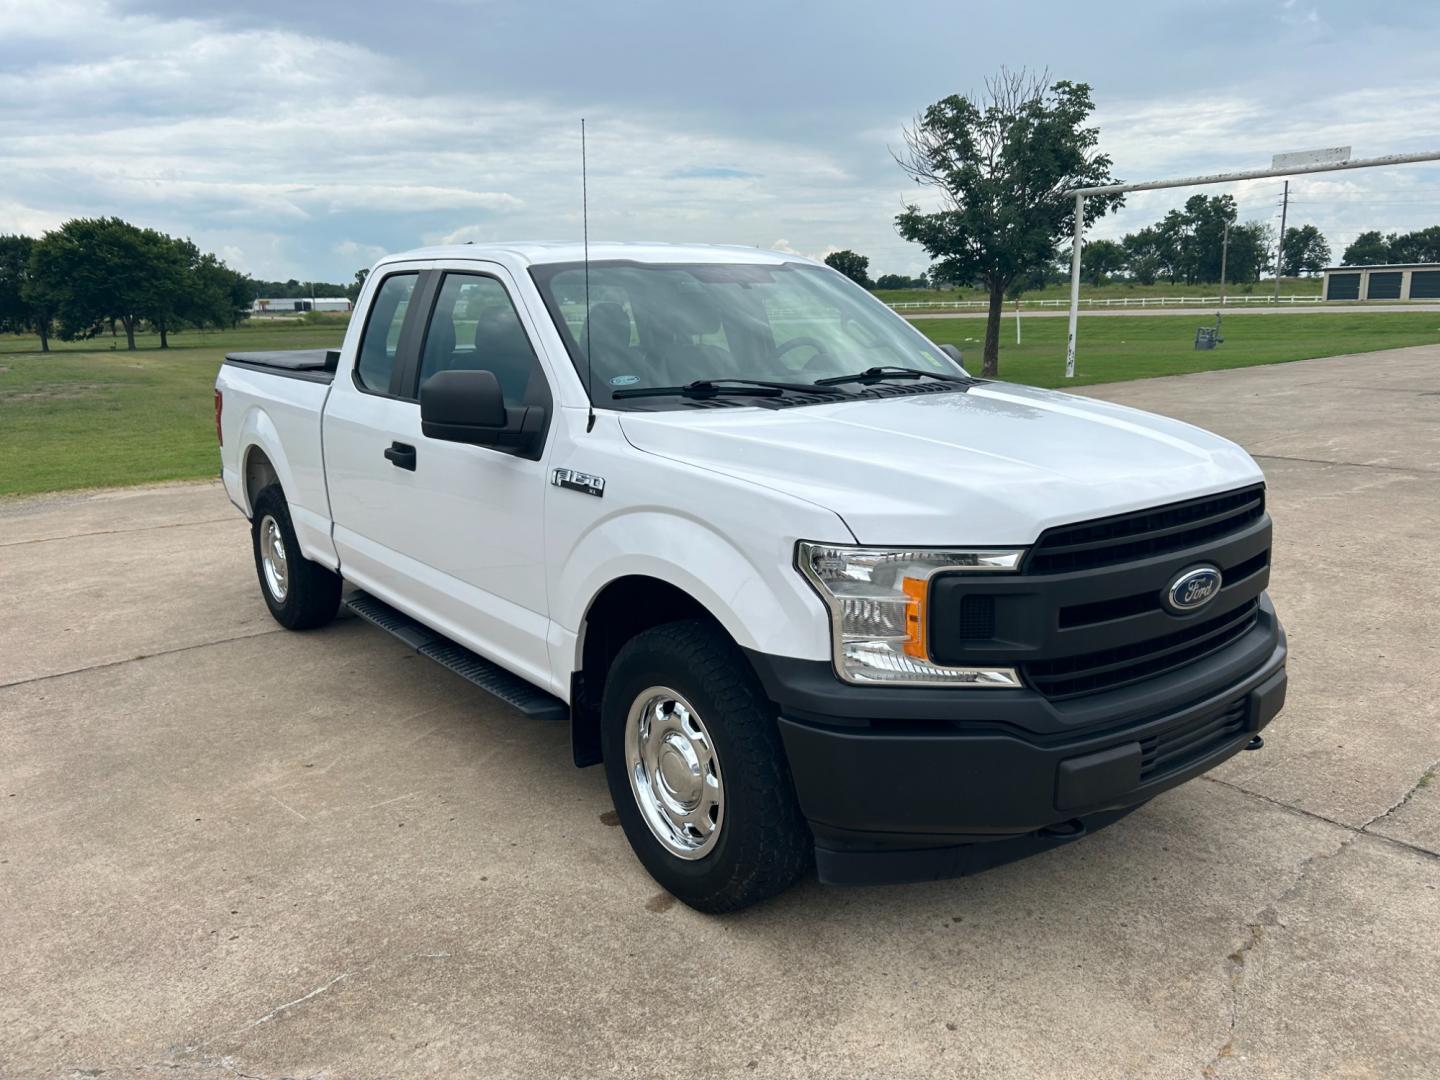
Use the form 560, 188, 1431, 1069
796, 542, 1025, 687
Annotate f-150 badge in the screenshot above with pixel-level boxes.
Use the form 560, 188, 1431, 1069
551, 468, 605, 498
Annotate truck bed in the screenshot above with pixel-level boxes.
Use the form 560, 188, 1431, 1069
223, 349, 340, 384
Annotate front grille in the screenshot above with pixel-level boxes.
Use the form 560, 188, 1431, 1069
1027, 485, 1265, 575
1140, 697, 1249, 781
1057, 549, 1270, 630
1022, 598, 1260, 699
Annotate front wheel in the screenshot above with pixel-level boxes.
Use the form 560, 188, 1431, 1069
601, 619, 812, 912
250, 484, 341, 630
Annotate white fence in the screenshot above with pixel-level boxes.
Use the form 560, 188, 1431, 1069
887, 294, 1329, 312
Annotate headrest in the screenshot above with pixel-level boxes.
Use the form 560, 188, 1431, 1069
585, 302, 632, 349
472, 303, 529, 354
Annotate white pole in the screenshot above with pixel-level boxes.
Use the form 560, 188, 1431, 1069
1073, 148, 1440, 197
1064, 190, 1084, 379
1015, 297, 1022, 345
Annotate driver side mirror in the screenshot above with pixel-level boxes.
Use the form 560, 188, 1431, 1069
939, 343, 965, 367
420, 369, 545, 458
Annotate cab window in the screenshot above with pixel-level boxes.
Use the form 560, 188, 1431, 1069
355, 273, 417, 393
418, 273, 543, 407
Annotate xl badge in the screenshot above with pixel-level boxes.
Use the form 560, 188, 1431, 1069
1164, 565, 1222, 614
552, 468, 605, 498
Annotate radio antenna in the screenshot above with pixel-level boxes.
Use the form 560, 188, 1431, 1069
582, 118, 596, 433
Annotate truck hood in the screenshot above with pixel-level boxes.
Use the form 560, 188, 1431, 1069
617, 383, 1264, 546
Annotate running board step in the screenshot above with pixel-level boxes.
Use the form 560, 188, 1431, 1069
344, 590, 568, 722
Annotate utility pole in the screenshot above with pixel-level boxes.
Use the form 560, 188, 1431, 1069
1219, 221, 1230, 308
1273, 180, 1289, 302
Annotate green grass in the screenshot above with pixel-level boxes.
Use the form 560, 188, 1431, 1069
2, 309, 1438, 497
0, 322, 345, 497
874, 277, 1325, 305
912, 310, 1440, 389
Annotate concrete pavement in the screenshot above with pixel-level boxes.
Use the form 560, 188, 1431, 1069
3, 346, 1438, 1078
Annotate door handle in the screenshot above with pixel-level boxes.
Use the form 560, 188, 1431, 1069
384, 442, 417, 471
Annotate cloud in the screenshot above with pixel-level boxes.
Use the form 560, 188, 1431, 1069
667, 166, 761, 180
2, 0, 1437, 280
333, 239, 388, 265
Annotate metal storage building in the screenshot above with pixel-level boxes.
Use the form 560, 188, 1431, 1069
1322, 264, 1440, 301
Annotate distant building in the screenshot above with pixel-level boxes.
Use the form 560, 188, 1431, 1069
1321, 264, 1440, 301
250, 297, 352, 314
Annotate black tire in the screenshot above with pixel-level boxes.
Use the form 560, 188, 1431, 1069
250, 483, 342, 631
601, 619, 812, 913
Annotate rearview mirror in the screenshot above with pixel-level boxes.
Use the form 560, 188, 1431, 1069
420, 369, 545, 458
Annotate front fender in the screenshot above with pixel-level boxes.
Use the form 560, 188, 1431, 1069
554, 507, 836, 673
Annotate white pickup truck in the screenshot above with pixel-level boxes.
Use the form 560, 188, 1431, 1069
215, 242, 1286, 912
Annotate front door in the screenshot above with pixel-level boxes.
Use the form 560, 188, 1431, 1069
324, 263, 556, 690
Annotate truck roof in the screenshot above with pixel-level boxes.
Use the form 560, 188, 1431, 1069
373, 241, 821, 270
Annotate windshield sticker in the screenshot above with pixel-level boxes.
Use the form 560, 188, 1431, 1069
609, 374, 641, 386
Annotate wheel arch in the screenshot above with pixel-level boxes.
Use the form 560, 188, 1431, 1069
570, 574, 732, 768
235, 408, 297, 517
242, 444, 281, 514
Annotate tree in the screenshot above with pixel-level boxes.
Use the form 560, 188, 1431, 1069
1082, 238, 1126, 285
1388, 225, 1440, 264
1121, 226, 1164, 285
1223, 221, 1274, 284
144, 233, 198, 348
1280, 225, 1331, 277
874, 273, 927, 290
895, 70, 1122, 376
823, 249, 872, 288
346, 267, 370, 302
1342, 231, 1391, 266
0, 234, 57, 352
27, 217, 184, 350
1153, 195, 1238, 284
181, 253, 252, 330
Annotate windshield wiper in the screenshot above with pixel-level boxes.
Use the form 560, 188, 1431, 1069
813, 365, 972, 388
612, 378, 852, 400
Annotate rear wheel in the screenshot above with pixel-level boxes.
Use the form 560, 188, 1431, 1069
601, 619, 812, 912
250, 484, 341, 630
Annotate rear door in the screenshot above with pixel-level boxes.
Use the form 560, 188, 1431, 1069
323, 264, 429, 587
325, 261, 556, 690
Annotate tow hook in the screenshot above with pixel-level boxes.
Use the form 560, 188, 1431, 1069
1245, 734, 1265, 751
1040, 818, 1087, 839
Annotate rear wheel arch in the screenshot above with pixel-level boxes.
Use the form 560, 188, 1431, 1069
242, 444, 280, 514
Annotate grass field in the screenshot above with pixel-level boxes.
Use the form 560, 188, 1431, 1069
873, 277, 1325, 306
0, 323, 345, 497
3, 309, 1438, 497
913, 310, 1440, 389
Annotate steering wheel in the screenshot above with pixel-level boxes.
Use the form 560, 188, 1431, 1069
775, 335, 834, 373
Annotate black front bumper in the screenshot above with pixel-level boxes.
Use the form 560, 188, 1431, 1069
745, 599, 1287, 885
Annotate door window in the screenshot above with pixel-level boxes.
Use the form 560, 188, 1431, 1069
355, 272, 418, 393
419, 274, 542, 406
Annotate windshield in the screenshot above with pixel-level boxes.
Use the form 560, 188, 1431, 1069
529, 260, 963, 407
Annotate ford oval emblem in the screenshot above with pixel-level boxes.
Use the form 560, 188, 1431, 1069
1165, 565, 1223, 614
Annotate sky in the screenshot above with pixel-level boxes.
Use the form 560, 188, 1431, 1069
2, 0, 1438, 283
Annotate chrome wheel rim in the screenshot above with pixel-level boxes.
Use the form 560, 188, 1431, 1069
259, 514, 289, 603
625, 686, 724, 859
